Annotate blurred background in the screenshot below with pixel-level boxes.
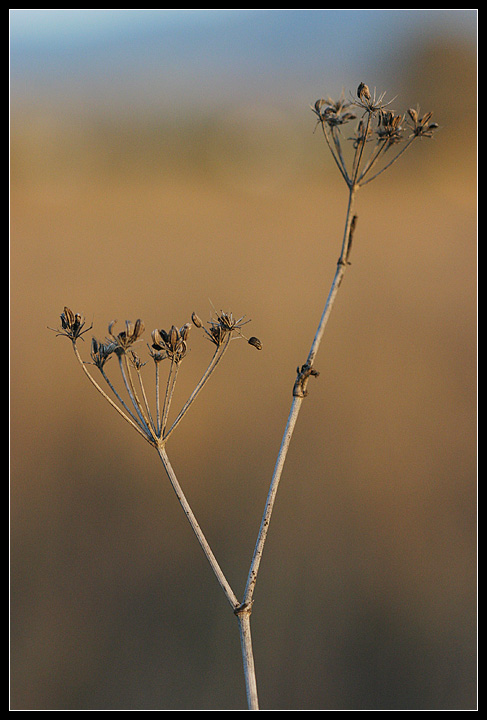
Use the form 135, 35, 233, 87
10, 9, 477, 710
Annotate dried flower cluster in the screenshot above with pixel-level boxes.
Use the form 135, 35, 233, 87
51, 306, 261, 448
311, 82, 439, 188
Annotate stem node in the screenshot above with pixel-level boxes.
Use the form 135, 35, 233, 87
293, 363, 320, 398
234, 601, 253, 617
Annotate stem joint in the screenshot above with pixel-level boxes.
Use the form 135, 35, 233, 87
293, 363, 320, 398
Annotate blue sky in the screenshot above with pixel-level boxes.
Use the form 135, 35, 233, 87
10, 10, 477, 114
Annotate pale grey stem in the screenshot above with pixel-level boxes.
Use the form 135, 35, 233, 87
162, 334, 232, 444
321, 123, 349, 184
155, 362, 161, 436
243, 393, 303, 605
236, 608, 259, 710
157, 446, 239, 610
351, 112, 372, 186
124, 356, 155, 435
243, 187, 357, 606
309, 186, 357, 364
99, 366, 145, 429
118, 355, 156, 442
356, 139, 387, 184
359, 137, 415, 186
136, 368, 157, 438
331, 126, 350, 185
161, 359, 179, 437
71, 343, 154, 445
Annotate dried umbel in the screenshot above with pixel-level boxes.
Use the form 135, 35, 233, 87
203, 310, 252, 347
311, 81, 439, 189
52, 306, 260, 448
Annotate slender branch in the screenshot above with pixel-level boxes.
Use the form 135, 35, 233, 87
155, 361, 161, 436
161, 359, 179, 437
330, 126, 350, 185
351, 113, 372, 186
135, 366, 157, 438
320, 122, 349, 185
359, 136, 415, 186
157, 446, 239, 610
244, 186, 358, 606
162, 334, 232, 444
71, 342, 154, 445
118, 355, 156, 442
99, 365, 145, 429
356, 139, 388, 184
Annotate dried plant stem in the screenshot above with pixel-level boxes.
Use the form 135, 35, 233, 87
71, 342, 155, 445
123, 356, 159, 443
235, 607, 259, 710
157, 446, 239, 610
162, 333, 232, 444
160, 359, 179, 436
155, 362, 161, 436
244, 185, 358, 607
359, 136, 415, 186
135, 367, 156, 436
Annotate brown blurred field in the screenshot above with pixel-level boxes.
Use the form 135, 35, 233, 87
10, 38, 476, 709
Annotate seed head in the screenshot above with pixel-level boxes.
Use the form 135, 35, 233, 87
151, 323, 190, 362
353, 83, 393, 115
376, 110, 405, 147
128, 351, 146, 371
90, 337, 116, 369
311, 94, 356, 129
50, 306, 92, 342
407, 107, 439, 138
108, 319, 145, 354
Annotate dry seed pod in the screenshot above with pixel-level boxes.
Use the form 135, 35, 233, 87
408, 107, 418, 123
191, 312, 202, 328
248, 336, 262, 350
357, 82, 371, 101
180, 323, 191, 341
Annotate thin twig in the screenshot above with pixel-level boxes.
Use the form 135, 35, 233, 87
162, 334, 232, 444
71, 342, 154, 445
135, 365, 157, 438
244, 186, 357, 606
157, 446, 239, 610
320, 122, 349, 184
118, 355, 157, 442
161, 359, 179, 437
155, 361, 161, 436
359, 136, 415, 186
